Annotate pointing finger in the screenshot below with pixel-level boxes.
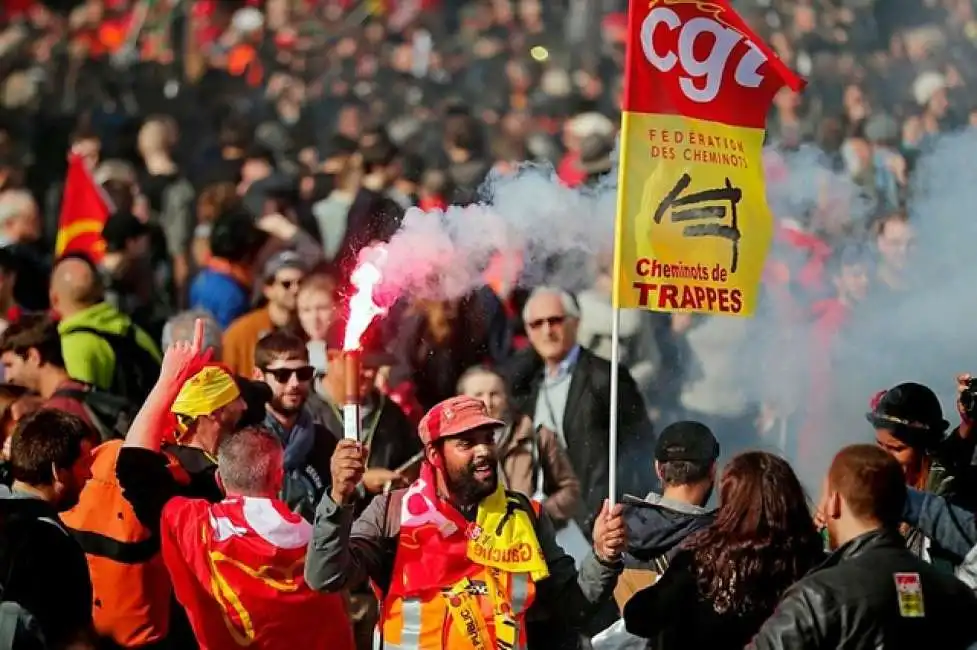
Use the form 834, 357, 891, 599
192, 318, 205, 353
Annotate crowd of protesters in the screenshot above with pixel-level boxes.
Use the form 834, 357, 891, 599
2, 0, 977, 649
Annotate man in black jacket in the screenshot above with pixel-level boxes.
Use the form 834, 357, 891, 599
748, 444, 977, 650
504, 287, 655, 537
0, 410, 96, 650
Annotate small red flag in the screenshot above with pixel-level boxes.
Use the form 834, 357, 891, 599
55, 154, 111, 264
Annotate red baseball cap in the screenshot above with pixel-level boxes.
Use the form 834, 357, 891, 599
418, 396, 503, 445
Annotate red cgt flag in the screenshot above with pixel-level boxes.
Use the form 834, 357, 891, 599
612, 0, 805, 316
55, 153, 111, 264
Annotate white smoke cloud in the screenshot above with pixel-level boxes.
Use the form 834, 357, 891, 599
371, 163, 617, 305
360, 128, 977, 488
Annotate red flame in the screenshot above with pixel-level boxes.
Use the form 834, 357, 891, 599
344, 251, 387, 351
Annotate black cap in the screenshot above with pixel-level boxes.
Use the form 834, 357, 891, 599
244, 144, 277, 167
866, 382, 949, 449
234, 376, 272, 429
102, 212, 150, 253
655, 421, 720, 463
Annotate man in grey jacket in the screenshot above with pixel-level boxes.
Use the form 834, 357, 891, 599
305, 395, 626, 649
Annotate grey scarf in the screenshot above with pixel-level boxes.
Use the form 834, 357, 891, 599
263, 407, 316, 472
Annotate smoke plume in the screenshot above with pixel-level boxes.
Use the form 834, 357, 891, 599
371, 164, 617, 305
361, 128, 977, 488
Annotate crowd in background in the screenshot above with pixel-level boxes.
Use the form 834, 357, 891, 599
0, 0, 977, 649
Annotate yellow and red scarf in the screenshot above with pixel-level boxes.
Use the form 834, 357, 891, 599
389, 462, 548, 599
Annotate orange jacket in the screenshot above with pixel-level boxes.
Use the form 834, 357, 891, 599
61, 441, 189, 647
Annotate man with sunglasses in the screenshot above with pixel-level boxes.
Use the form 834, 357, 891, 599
224, 250, 308, 376
506, 287, 654, 544
254, 330, 337, 522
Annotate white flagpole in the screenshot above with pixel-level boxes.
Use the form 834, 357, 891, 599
608, 308, 621, 507
608, 116, 628, 510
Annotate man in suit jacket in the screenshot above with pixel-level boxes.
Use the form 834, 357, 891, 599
504, 287, 656, 537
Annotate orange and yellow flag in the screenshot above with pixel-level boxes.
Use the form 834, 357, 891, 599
55, 153, 111, 264
612, 0, 805, 316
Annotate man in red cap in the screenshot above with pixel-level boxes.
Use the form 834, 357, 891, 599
306, 394, 626, 649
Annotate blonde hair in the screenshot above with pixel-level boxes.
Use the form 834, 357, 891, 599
297, 272, 338, 300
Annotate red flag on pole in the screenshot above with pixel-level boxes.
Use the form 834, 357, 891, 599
55, 153, 111, 264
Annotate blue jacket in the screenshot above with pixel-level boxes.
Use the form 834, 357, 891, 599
189, 269, 250, 328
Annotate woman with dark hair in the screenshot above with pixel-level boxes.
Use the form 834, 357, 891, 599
623, 451, 824, 650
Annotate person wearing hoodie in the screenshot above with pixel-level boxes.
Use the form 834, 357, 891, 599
0, 409, 97, 650
189, 207, 267, 329
50, 254, 162, 401
619, 422, 719, 600
591, 422, 719, 650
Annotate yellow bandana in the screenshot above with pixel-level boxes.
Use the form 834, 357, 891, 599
172, 366, 240, 421
466, 484, 549, 582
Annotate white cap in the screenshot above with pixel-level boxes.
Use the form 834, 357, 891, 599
913, 71, 946, 106
567, 112, 615, 139
232, 8, 264, 34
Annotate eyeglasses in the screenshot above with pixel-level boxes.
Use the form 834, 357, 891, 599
526, 315, 566, 330
277, 279, 299, 290
263, 366, 315, 383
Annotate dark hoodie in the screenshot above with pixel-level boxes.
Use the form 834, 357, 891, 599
623, 491, 715, 570
0, 486, 93, 649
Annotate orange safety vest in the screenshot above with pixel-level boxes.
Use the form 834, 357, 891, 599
380, 499, 542, 650
61, 440, 190, 648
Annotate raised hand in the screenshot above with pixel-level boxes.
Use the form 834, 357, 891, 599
159, 318, 213, 385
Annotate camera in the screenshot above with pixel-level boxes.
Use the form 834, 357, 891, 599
960, 378, 977, 420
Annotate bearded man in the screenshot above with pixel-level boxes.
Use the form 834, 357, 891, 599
306, 394, 628, 650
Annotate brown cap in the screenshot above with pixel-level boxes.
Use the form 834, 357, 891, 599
418, 395, 503, 445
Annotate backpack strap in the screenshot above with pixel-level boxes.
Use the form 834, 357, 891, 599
51, 386, 113, 442
51, 387, 88, 401
505, 490, 541, 525
61, 325, 118, 341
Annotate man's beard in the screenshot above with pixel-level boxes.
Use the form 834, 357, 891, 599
271, 393, 305, 416
445, 458, 498, 505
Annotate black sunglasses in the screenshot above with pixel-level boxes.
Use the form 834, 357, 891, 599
263, 366, 315, 383
277, 279, 299, 290
527, 315, 566, 330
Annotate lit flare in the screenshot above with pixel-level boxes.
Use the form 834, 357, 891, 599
343, 250, 387, 351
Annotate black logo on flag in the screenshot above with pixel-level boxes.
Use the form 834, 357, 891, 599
654, 173, 743, 273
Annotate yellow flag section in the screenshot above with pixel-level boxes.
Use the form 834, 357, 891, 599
612, 0, 806, 316
616, 113, 767, 315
